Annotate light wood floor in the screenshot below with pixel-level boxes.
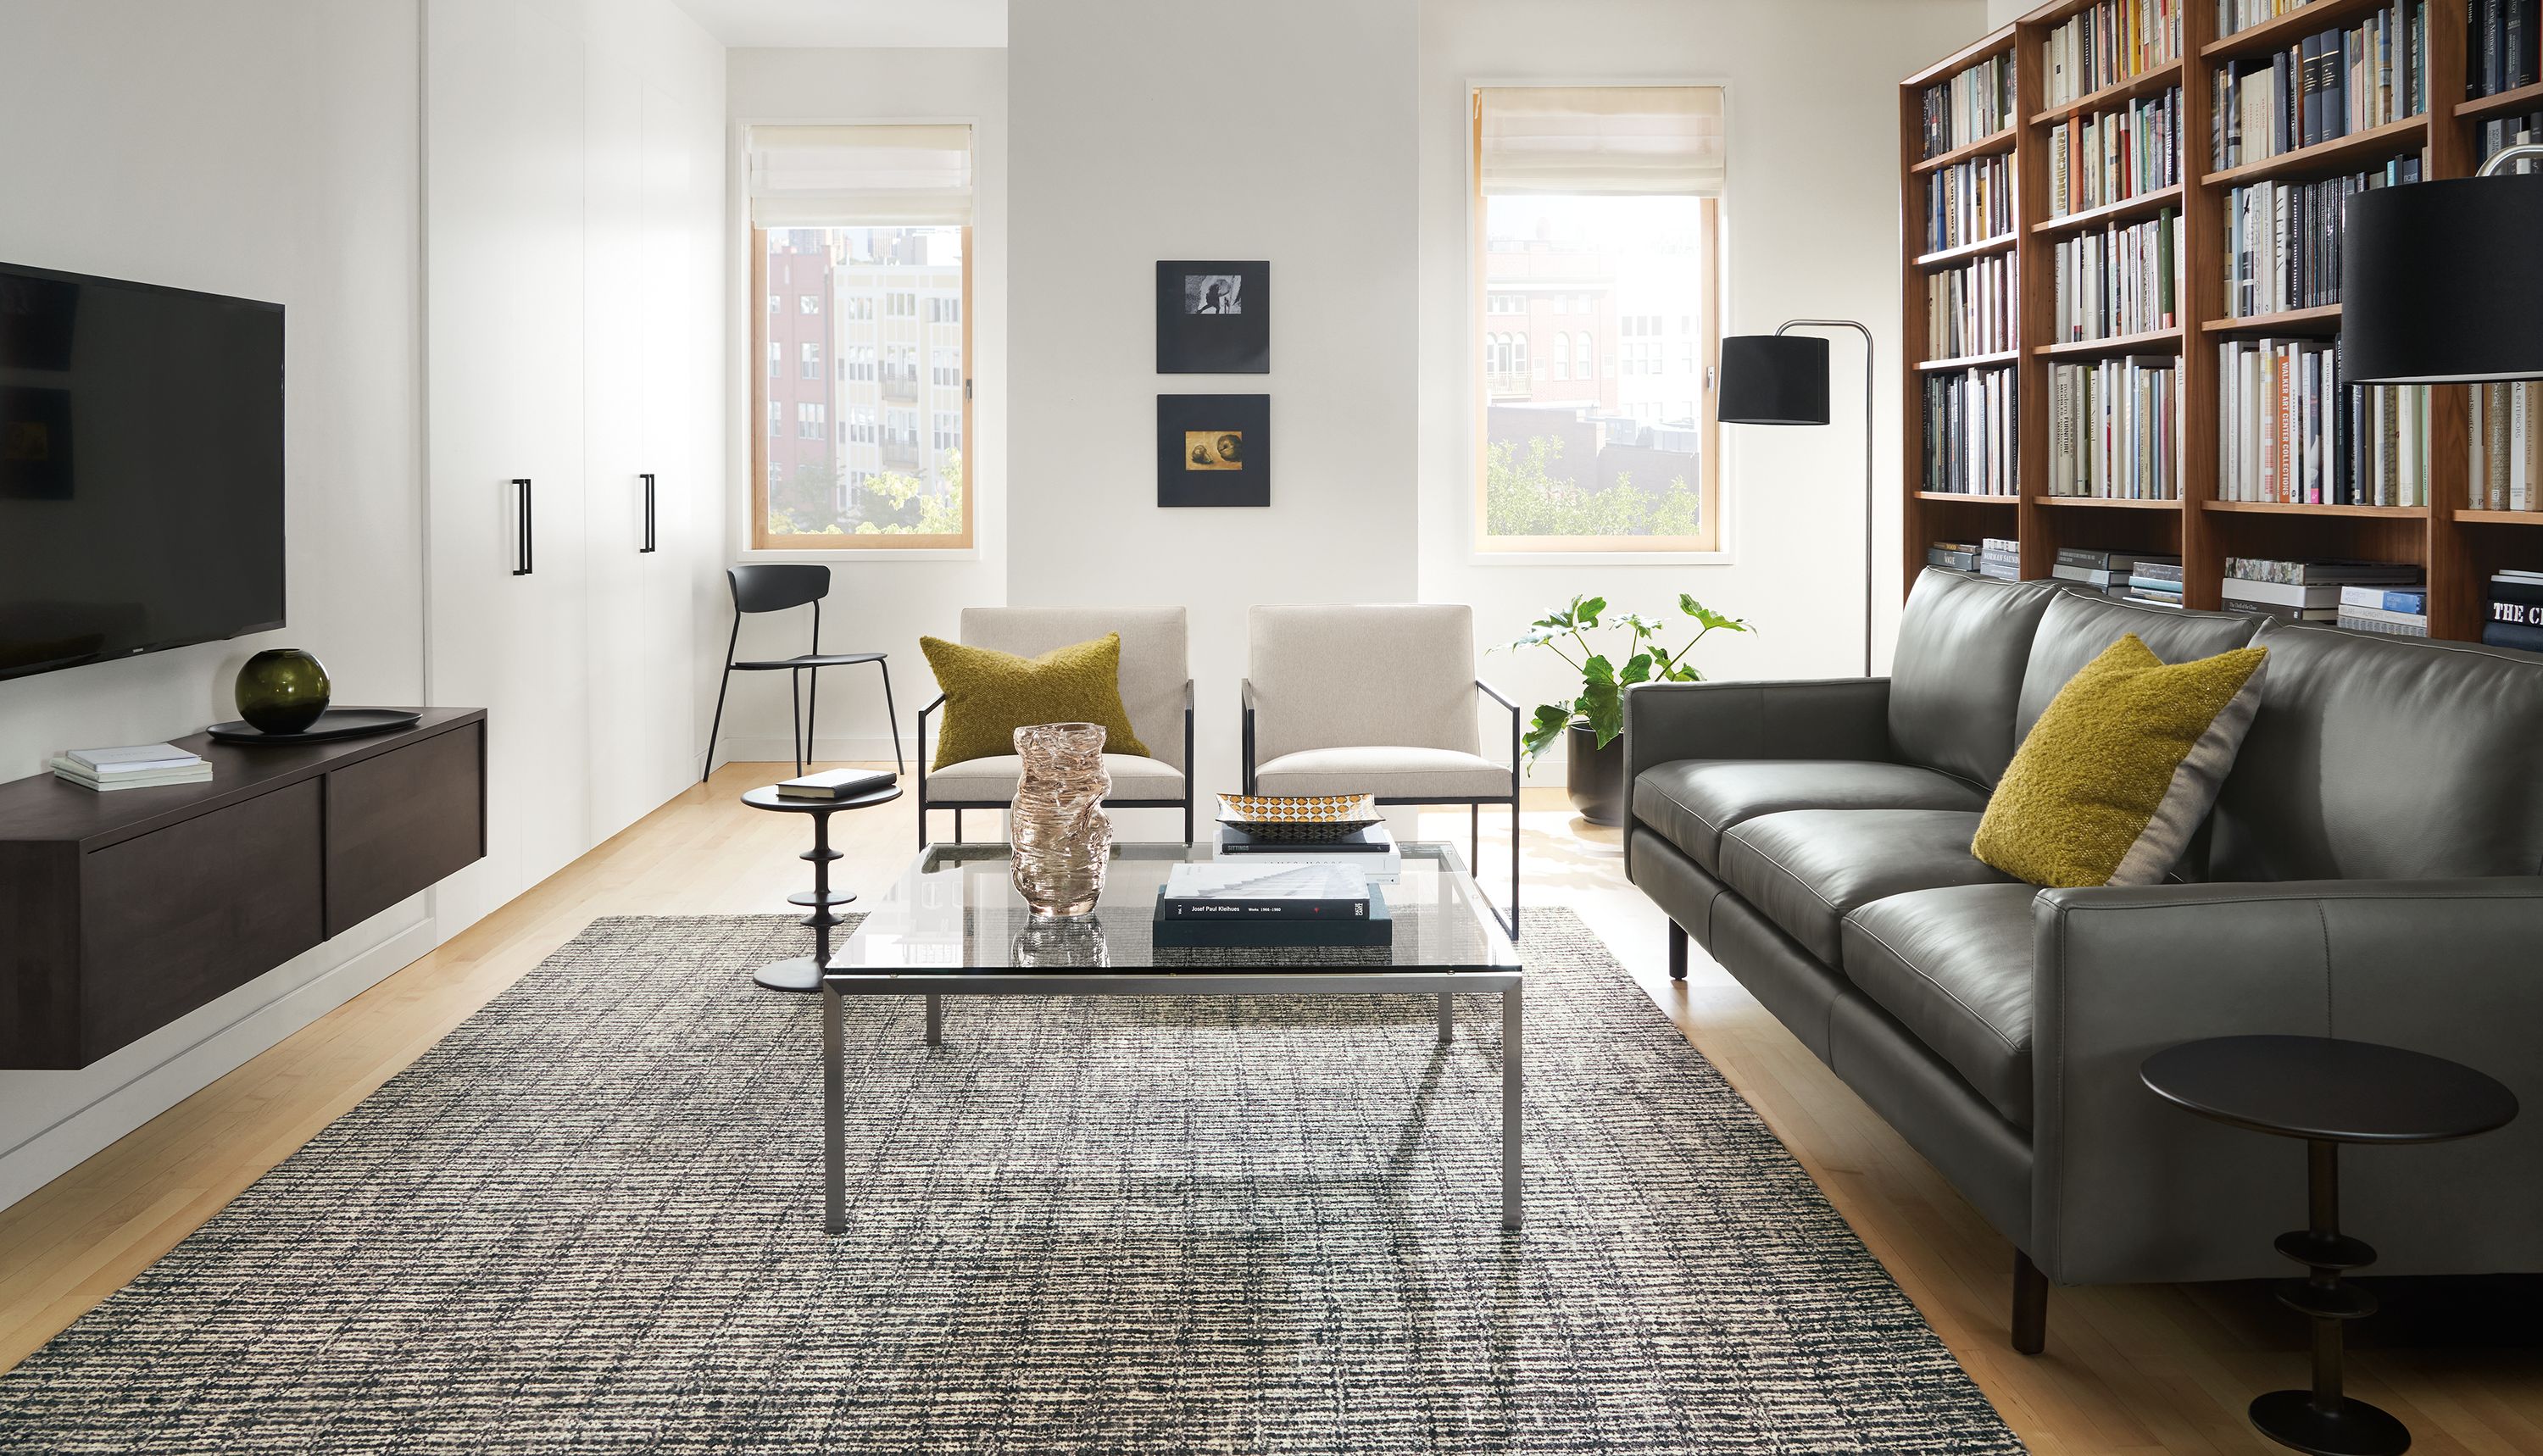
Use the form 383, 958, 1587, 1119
4, 765, 2537, 1453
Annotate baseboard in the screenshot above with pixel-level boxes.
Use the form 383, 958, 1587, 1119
0, 910, 440, 1214
710, 733, 906, 770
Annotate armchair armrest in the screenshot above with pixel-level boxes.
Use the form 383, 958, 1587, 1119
915, 693, 948, 796
1476, 678, 1521, 786
1619, 677, 1894, 873
2029, 877, 2543, 1285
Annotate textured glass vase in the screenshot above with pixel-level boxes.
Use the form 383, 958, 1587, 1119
235, 647, 331, 734
1009, 721, 1113, 917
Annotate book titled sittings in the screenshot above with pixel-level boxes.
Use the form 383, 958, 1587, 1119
775, 768, 896, 800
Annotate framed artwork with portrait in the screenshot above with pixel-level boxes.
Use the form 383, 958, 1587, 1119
1155, 260, 1268, 373
1156, 393, 1268, 507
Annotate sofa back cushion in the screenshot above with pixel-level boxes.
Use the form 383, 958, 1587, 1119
1889, 568, 2061, 788
2016, 591, 2266, 739
2212, 622, 2543, 881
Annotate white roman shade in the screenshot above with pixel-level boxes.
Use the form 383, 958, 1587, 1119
747, 123, 974, 227
1477, 87, 1725, 197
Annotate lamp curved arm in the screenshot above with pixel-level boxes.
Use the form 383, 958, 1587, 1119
1772, 319, 1876, 679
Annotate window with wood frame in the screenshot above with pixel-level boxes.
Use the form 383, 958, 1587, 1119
748, 123, 975, 548
1473, 87, 1724, 553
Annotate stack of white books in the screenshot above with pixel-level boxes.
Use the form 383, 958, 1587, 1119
50, 743, 213, 792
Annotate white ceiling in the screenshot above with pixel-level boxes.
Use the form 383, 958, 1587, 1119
671, 0, 1005, 48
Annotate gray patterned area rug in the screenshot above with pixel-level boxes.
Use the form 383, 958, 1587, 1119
0, 912, 2023, 1454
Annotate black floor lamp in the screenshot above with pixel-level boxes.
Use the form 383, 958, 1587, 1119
1717, 320, 1875, 676
2342, 145, 2543, 385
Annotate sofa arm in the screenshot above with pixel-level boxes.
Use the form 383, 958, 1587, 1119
1620, 678, 1892, 873
2030, 877, 2543, 1285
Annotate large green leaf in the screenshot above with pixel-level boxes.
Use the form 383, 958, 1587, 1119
1678, 592, 1753, 635
1577, 654, 1623, 748
1619, 652, 1654, 686
1576, 595, 1606, 627
1521, 703, 1572, 765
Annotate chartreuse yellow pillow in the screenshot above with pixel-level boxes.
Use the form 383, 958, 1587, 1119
1972, 634, 2268, 889
919, 633, 1150, 770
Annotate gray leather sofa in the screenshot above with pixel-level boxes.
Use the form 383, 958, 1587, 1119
1623, 568, 2543, 1352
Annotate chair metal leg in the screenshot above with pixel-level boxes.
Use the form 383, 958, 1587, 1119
2012, 1248, 2049, 1354
1470, 804, 1479, 873
806, 664, 820, 770
877, 660, 905, 775
704, 664, 737, 785
954, 808, 964, 842
1509, 794, 1522, 940
788, 670, 805, 778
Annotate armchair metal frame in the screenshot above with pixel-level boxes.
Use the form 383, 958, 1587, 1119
915, 680, 1196, 847
1241, 677, 1522, 939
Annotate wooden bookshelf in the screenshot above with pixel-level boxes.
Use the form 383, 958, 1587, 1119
1899, 0, 2523, 641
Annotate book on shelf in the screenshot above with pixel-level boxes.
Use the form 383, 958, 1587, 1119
1978, 536, 2020, 582
2223, 577, 2357, 609
2228, 599, 2343, 622
2216, 337, 2432, 505
2223, 164, 2418, 320
1211, 823, 1402, 883
2210, 2, 2428, 172
1921, 364, 2017, 495
2336, 602, 2429, 635
2128, 576, 2187, 598
2045, 3, 2184, 110
2340, 585, 2429, 613
2048, 355, 2178, 499
2468, 381, 2543, 511
2133, 559, 2187, 582
775, 767, 897, 800
2051, 208, 2176, 341
1927, 545, 1984, 572
2469, 0, 2542, 98
1925, 153, 2013, 253
2491, 572, 2543, 632
2047, 87, 2182, 217
48, 757, 214, 792
2475, 108, 2543, 171
2122, 590, 2189, 609
63, 742, 206, 774
2227, 557, 2423, 585
2057, 547, 2179, 570
1922, 50, 2014, 158
1927, 254, 2018, 358
2482, 620, 2543, 653
1159, 861, 1372, 921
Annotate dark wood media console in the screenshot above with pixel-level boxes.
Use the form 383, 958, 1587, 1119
0, 709, 485, 1070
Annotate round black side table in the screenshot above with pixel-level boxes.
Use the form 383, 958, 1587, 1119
741, 782, 902, 992
2141, 1035, 2518, 1456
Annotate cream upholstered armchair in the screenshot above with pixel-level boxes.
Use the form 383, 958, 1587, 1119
915, 607, 1194, 847
1241, 603, 1522, 933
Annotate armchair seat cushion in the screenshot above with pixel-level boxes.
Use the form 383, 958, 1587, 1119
1716, 809, 2015, 965
1252, 747, 1512, 800
928, 753, 1186, 803
1633, 759, 1989, 874
1839, 883, 2039, 1128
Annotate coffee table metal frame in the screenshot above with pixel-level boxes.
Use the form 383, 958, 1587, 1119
817, 842, 1523, 1236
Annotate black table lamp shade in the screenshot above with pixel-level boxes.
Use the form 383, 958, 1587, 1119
2342, 173, 2543, 384
1717, 334, 1832, 425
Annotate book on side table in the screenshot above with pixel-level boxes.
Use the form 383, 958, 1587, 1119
776, 767, 897, 801
49, 743, 212, 792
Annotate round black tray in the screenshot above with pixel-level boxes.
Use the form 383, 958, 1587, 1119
206, 709, 425, 745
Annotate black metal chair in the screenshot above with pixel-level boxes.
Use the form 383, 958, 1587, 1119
704, 564, 904, 782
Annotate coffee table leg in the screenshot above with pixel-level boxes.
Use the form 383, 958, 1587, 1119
1437, 991, 1454, 1043
926, 992, 942, 1047
1502, 985, 1522, 1230
823, 983, 845, 1236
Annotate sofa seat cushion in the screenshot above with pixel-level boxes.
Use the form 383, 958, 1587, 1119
1633, 759, 1989, 874
1839, 883, 2039, 1128
1716, 809, 2016, 965
1252, 746, 1511, 799
929, 753, 1185, 803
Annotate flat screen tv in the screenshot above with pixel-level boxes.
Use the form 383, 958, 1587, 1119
0, 261, 285, 683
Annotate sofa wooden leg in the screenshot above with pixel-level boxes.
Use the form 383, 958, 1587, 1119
1667, 919, 1688, 981
2011, 1248, 2048, 1355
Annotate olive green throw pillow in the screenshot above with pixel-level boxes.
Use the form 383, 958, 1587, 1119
919, 633, 1150, 770
1972, 633, 2268, 889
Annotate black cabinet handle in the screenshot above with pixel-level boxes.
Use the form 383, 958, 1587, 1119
512, 477, 533, 576
640, 473, 657, 554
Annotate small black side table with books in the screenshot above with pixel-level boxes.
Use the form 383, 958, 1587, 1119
2141, 1035, 2518, 1456
741, 781, 902, 992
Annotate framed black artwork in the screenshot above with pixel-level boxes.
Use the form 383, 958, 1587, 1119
1155, 260, 1268, 373
1157, 393, 1268, 508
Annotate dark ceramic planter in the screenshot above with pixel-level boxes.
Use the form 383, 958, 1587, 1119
1566, 722, 1626, 825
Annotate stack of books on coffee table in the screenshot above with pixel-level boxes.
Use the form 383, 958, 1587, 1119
1210, 820, 1401, 882
1153, 861, 1393, 948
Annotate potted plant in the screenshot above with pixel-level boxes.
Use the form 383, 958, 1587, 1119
1501, 593, 1752, 825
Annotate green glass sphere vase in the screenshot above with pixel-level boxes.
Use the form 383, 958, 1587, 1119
235, 648, 332, 735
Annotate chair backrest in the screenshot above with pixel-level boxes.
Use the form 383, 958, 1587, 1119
958, 607, 1190, 772
1247, 603, 1480, 764
728, 564, 830, 615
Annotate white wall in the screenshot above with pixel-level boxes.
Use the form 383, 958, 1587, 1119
1008, 0, 1422, 809
1986, 0, 2031, 29
1416, 0, 1986, 784
715, 47, 1009, 771
0, 0, 429, 1207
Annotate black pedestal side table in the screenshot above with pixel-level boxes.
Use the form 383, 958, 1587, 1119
741, 782, 903, 992
2141, 1035, 2518, 1456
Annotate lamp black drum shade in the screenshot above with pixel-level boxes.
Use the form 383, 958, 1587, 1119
1717, 333, 1831, 425
2342, 174, 2543, 384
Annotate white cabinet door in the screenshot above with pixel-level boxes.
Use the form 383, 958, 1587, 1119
424, 0, 591, 935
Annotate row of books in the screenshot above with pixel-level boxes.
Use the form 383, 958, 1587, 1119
2046, 86, 2183, 218
2486, 570, 2543, 653
2335, 583, 2430, 636
49, 742, 212, 792
2215, 0, 2311, 36
2216, 337, 2434, 506
1929, 538, 2022, 581
2049, 549, 2435, 631
2223, 163, 2419, 319
2476, 108, 2543, 170
1923, 153, 2014, 253
1921, 366, 2019, 496
2468, 0, 2540, 97
2051, 209, 2178, 341
2468, 382, 2543, 511
1922, 51, 2016, 158
2047, 357, 2179, 500
2210, 3, 2429, 169
2045, 0, 2184, 108
2054, 548, 2184, 609
1927, 254, 2018, 358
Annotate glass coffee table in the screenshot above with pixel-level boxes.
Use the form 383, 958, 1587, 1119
820, 842, 1525, 1233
